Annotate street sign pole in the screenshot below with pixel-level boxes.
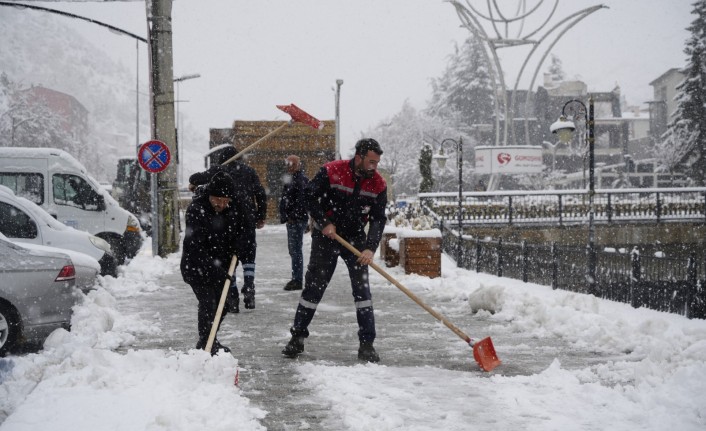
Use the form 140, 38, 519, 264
151, 172, 158, 257
138, 139, 171, 257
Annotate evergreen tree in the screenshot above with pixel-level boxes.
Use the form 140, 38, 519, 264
427, 36, 494, 128
660, 0, 706, 185
548, 54, 566, 82
419, 143, 434, 194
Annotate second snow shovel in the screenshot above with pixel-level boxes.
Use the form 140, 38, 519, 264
333, 233, 501, 372
221, 103, 323, 165
205, 255, 239, 354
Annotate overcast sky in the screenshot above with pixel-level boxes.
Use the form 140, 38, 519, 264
17, 0, 695, 157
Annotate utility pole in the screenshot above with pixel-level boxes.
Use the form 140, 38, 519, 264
335, 79, 343, 160
145, 0, 180, 256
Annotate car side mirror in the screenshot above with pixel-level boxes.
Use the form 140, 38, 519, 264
96, 194, 106, 211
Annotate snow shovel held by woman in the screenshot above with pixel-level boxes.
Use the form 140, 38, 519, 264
205, 255, 239, 354
333, 234, 501, 372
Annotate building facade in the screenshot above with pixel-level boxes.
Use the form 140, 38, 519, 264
209, 120, 336, 221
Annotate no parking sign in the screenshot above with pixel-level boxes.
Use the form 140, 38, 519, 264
138, 140, 171, 173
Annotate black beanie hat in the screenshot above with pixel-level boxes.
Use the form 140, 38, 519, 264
206, 171, 235, 198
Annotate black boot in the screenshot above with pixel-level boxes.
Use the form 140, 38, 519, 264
242, 287, 255, 309
212, 339, 231, 355
225, 289, 240, 313
282, 336, 305, 358
195, 337, 207, 350
283, 280, 303, 291
358, 342, 380, 363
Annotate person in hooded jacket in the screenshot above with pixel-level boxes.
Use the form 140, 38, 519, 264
281, 138, 387, 363
188, 145, 267, 310
181, 171, 249, 354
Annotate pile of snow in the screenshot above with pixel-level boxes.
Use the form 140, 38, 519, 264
0, 245, 265, 430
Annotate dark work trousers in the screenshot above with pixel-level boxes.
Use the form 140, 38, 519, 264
286, 220, 308, 283
290, 229, 376, 343
240, 230, 256, 294
190, 282, 230, 343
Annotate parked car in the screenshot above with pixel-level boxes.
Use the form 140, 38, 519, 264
0, 236, 79, 356
0, 185, 117, 277
0, 147, 143, 263
14, 241, 99, 294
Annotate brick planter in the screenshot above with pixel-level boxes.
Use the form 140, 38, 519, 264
380, 232, 399, 267
399, 236, 441, 278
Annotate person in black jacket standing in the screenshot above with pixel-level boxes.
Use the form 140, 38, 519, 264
188, 145, 267, 310
279, 154, 309, 291
282, 138, 387, 362
181, 171, 249, 354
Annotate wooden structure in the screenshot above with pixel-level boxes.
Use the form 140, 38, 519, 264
209, 120, 336, 222
399, 237, 442, 278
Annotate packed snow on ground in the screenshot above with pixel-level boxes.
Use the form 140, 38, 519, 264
0, 226, 705, 430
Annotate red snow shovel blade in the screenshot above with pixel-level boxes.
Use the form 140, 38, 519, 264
473, 337, 501, 372
277, 103, 324, 130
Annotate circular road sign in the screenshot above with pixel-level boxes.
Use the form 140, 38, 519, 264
138, 140, 171, 174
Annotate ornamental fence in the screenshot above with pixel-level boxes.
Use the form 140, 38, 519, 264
439, 225, 706, 319
420, 187, 706, 225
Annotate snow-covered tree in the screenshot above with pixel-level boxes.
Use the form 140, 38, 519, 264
365, 100, 470, 196
660, 0, 706, 185
427, 36, 494, 129
0, 73, 72, 150
0, 73, 102, 170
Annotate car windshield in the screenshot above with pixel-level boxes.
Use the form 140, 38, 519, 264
13, 194, 69, 231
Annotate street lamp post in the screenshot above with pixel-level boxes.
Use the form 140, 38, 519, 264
432, 137, 464, 265
334, 79, 343, 160
550, 96, 596, 295
541, 140, 565, 172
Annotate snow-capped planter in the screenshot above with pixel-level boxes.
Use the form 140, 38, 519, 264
397, 228, 442, 278
381, 225, 401, 268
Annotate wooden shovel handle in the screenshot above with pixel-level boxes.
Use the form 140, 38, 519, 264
333, 234, 472, 344
221, 122, 289, 166
205, 255, 239, 353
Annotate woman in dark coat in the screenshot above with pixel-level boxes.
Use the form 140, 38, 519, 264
181, 171, 249, 354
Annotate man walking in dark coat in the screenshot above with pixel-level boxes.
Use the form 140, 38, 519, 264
282, 138, 387, 362
181, 171, 249, 354
279, 154, 309, 291
188, 145, 267, 310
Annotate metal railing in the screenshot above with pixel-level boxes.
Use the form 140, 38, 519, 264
421, 187, 706, 226
440, 226, 706, 319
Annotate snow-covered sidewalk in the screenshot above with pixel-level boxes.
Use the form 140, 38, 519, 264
1, 225, 705, 430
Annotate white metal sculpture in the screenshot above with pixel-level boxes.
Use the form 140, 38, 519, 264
447, 0, 606, 189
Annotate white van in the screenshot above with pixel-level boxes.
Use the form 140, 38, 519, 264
0, 185, 114, 279
0, 148, 142, 263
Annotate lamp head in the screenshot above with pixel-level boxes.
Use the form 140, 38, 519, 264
550, 116, 576, 143
432, 148, 449, 169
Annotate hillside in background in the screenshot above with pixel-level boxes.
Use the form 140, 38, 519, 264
0, 9, 206, 184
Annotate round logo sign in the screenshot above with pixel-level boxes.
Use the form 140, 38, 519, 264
138, 140, 171, 173
497, 152, 512, 165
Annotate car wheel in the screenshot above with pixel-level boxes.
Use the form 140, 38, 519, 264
0, 303, 21, 357
100, 235, 126, 265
